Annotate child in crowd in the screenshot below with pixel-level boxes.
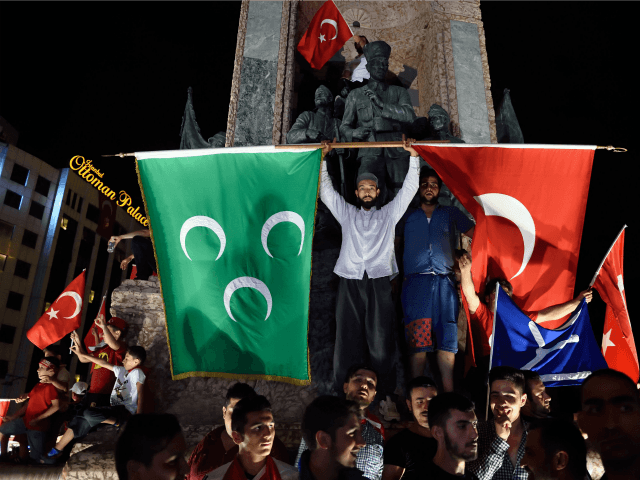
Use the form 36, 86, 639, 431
60, 382, 89, 420
46, 345, 147, 459
72, 316, 128, 408
0, 357, 61, 463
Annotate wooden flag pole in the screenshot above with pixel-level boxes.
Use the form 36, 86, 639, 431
104, 143, 626, 157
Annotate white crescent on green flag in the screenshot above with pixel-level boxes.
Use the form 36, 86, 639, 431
135, 145, 322, 385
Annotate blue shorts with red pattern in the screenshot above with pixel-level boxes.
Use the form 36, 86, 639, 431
401, 273, 459, 354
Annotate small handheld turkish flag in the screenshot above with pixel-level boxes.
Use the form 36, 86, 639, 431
297, 0, 353, 70
27, 270, 86, 350
591, 225, 638, 381
84, 295, 107, 352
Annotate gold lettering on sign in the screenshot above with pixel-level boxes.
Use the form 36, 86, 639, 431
69, 155, 148, 226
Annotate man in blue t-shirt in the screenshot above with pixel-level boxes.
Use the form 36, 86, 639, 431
397, 167, 474, 390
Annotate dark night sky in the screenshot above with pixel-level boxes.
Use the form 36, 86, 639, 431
1, 2, 636, 331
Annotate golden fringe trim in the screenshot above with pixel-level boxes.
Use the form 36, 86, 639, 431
171, 370, 311, 386
134, 158, 178, 380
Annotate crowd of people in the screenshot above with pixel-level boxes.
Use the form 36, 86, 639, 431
3, 346, 640, 480
0, 314, 149, 465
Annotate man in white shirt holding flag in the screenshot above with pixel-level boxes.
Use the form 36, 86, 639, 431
320, 139, 420, 396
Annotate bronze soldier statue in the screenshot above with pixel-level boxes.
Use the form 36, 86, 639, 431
340, 41, 416, 204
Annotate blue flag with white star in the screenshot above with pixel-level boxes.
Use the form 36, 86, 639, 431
491, 287, 607, 387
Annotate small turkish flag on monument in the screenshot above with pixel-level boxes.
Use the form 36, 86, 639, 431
27, 270, 86, 350
591, 225, 638, 382
298, 0, 353, 70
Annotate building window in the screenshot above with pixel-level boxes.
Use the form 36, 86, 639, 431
29, 200, 45, 220
14, 259, 31, 279
82, 227, 96, 246
86, 203, 100, 224
35, 176, 52, 197
6, 291, 24, 311
0, 360, 7, 380
0, 325, 16, 344
71, 192, 77, 210
10, 164, 29, 186
22, 229, 38, 249
77, 196, 83, 214
3, 190, 22, 209
66, 189, 72, 206
0, 220, 14, 254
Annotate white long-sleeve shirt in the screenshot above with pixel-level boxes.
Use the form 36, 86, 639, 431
320, 155, 420, 280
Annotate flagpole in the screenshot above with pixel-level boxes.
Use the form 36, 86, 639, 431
589, 225, 627, 287
485, 283, 501, 421
106, 143, 625, 157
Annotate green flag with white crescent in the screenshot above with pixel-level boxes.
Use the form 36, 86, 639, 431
136, 145, 321, 385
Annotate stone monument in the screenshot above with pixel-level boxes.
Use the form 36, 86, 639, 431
61, 4, 501, 475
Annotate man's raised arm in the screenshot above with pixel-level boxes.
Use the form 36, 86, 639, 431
536, 289, 593, 324
319, 142, 351, 224
459, 253, 481, 314
386, 139, 420, 223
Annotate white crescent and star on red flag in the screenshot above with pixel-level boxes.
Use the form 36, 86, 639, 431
474, 193, 536, 279
46, 291, 83, 321
318, 19, 339, 43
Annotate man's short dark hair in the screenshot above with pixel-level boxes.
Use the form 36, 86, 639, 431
428, 392, 475, 430
485, 278, 513, 298
302, 396, 360, 450
489, 366, 526, 395
406, 376, 437, 399
529, 418, 587, 479
127, 346, 146, 365
522, 370, 542, 399
344, 363, 378, 385
419, 167, 442, 189
581, 368, 639, 401
115, 413, 182, 480
231, 395, 272, 435
41, 356, 60, 369
225, 382, 257, 407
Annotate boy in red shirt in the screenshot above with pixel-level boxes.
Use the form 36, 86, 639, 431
73, 315, 127, 407
0, 357, 61, 462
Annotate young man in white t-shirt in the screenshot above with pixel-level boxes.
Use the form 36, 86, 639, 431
46, 345, 147, 459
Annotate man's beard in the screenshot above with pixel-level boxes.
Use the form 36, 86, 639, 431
355, 43, 364, 55
533, 401, 550, 418
347, 391, 371, 408
357, 197, 376, 209
444, 431, 478, 462
420, 193, 439, 205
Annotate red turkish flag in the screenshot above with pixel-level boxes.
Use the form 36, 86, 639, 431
84, 295, 107, 352
27, 271, 86, 350
414, 144, 594, 367
591, 226, 638, 381
297, 0, 353, 70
